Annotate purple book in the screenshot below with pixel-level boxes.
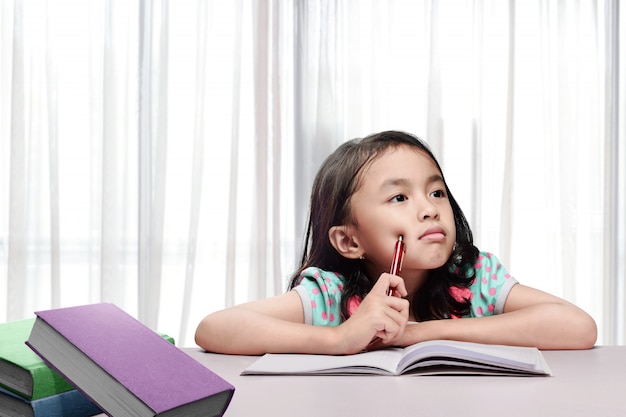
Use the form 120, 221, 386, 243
26, 303, 234, 417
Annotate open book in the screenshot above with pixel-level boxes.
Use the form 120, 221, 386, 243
242, 340, 552, 376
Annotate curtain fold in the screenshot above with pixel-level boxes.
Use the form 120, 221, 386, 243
177, 0, 208, 349
7, 0, 26, 320
100, 0, 139, 312
251, 0, 270, 300
426, 0, 443, 161
45, 0, 61, 309
270, 0, 284, 294
611, 0, 626, 343
101, 0, 122, 307
293, 1, 345, 237
138, 0, 168, 330
1, 0, 624, 346
225, 0, 244, 309
603, 0, 624, 344
499, 0, 515, 267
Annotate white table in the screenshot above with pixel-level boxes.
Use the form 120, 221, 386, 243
178, 346, 626, 417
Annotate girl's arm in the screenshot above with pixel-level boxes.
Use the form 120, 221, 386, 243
195, 273, 409, 355
397, 284, 597, 350
195, 291, 337, 355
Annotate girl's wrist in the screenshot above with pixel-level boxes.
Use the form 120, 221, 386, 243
317, 325, 352, 355
404, 320, 442, 345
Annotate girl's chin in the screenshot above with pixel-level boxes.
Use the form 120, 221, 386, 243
407, 252, 453, 270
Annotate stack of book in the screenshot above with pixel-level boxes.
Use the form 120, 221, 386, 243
26, 303, 235, 417
0, 317, 102, 417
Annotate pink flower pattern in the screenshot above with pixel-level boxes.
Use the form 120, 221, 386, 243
296, 252, 516, 326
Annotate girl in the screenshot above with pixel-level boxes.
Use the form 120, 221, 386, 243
195, 131, 597, 355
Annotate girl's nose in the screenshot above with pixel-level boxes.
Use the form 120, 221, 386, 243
419, 200, 439, 221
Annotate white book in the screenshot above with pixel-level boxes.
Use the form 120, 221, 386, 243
242, 340, 552, 377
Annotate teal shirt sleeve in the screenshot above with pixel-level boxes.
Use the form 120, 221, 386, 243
466, 252, 518, 317
292, 267, 346, 326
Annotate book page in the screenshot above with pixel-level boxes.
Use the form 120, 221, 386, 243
397, 340, 546, 373
242, 348, 405, 375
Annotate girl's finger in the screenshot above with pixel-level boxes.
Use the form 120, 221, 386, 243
373, 273, 408, 297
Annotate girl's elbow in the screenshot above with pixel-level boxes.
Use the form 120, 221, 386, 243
565, 312, 597, 350
194, 317, 214, 351
577, 315, 598, 349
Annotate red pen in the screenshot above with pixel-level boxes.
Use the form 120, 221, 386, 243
388, 235, 405, 295
366, 235, 406, 349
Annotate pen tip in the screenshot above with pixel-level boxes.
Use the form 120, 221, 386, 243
398, 235, 403, 242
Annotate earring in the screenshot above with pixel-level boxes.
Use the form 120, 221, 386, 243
359, 255, 365, 260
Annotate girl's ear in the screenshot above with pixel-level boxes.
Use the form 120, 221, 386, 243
328, 225, 363, 259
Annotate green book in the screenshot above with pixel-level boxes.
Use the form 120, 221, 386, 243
0, 316, 176, 401
0, 318, 74, 400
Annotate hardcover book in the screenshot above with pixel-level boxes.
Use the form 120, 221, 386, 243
0, 318, 74, 400
242, 339, 552, 376
0, 386, 101, 417
26, 303, 235, 417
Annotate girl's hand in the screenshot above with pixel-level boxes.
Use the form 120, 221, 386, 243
334, 273, 409, 354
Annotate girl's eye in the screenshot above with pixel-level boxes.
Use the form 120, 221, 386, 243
391, 194, 407, 203
431, 189, 446, 198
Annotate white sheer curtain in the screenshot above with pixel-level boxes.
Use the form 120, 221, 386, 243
1, 0, 624, 347
1, 1, 141, 317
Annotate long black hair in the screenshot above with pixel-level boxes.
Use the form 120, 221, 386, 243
289, 131, 478, 321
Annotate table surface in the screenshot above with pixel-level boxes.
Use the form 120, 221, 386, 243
98, 346, 626, 417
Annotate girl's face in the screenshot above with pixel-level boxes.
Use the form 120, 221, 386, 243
348, 145, 456, 280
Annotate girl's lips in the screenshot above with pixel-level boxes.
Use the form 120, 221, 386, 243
419, 227, 446, 241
